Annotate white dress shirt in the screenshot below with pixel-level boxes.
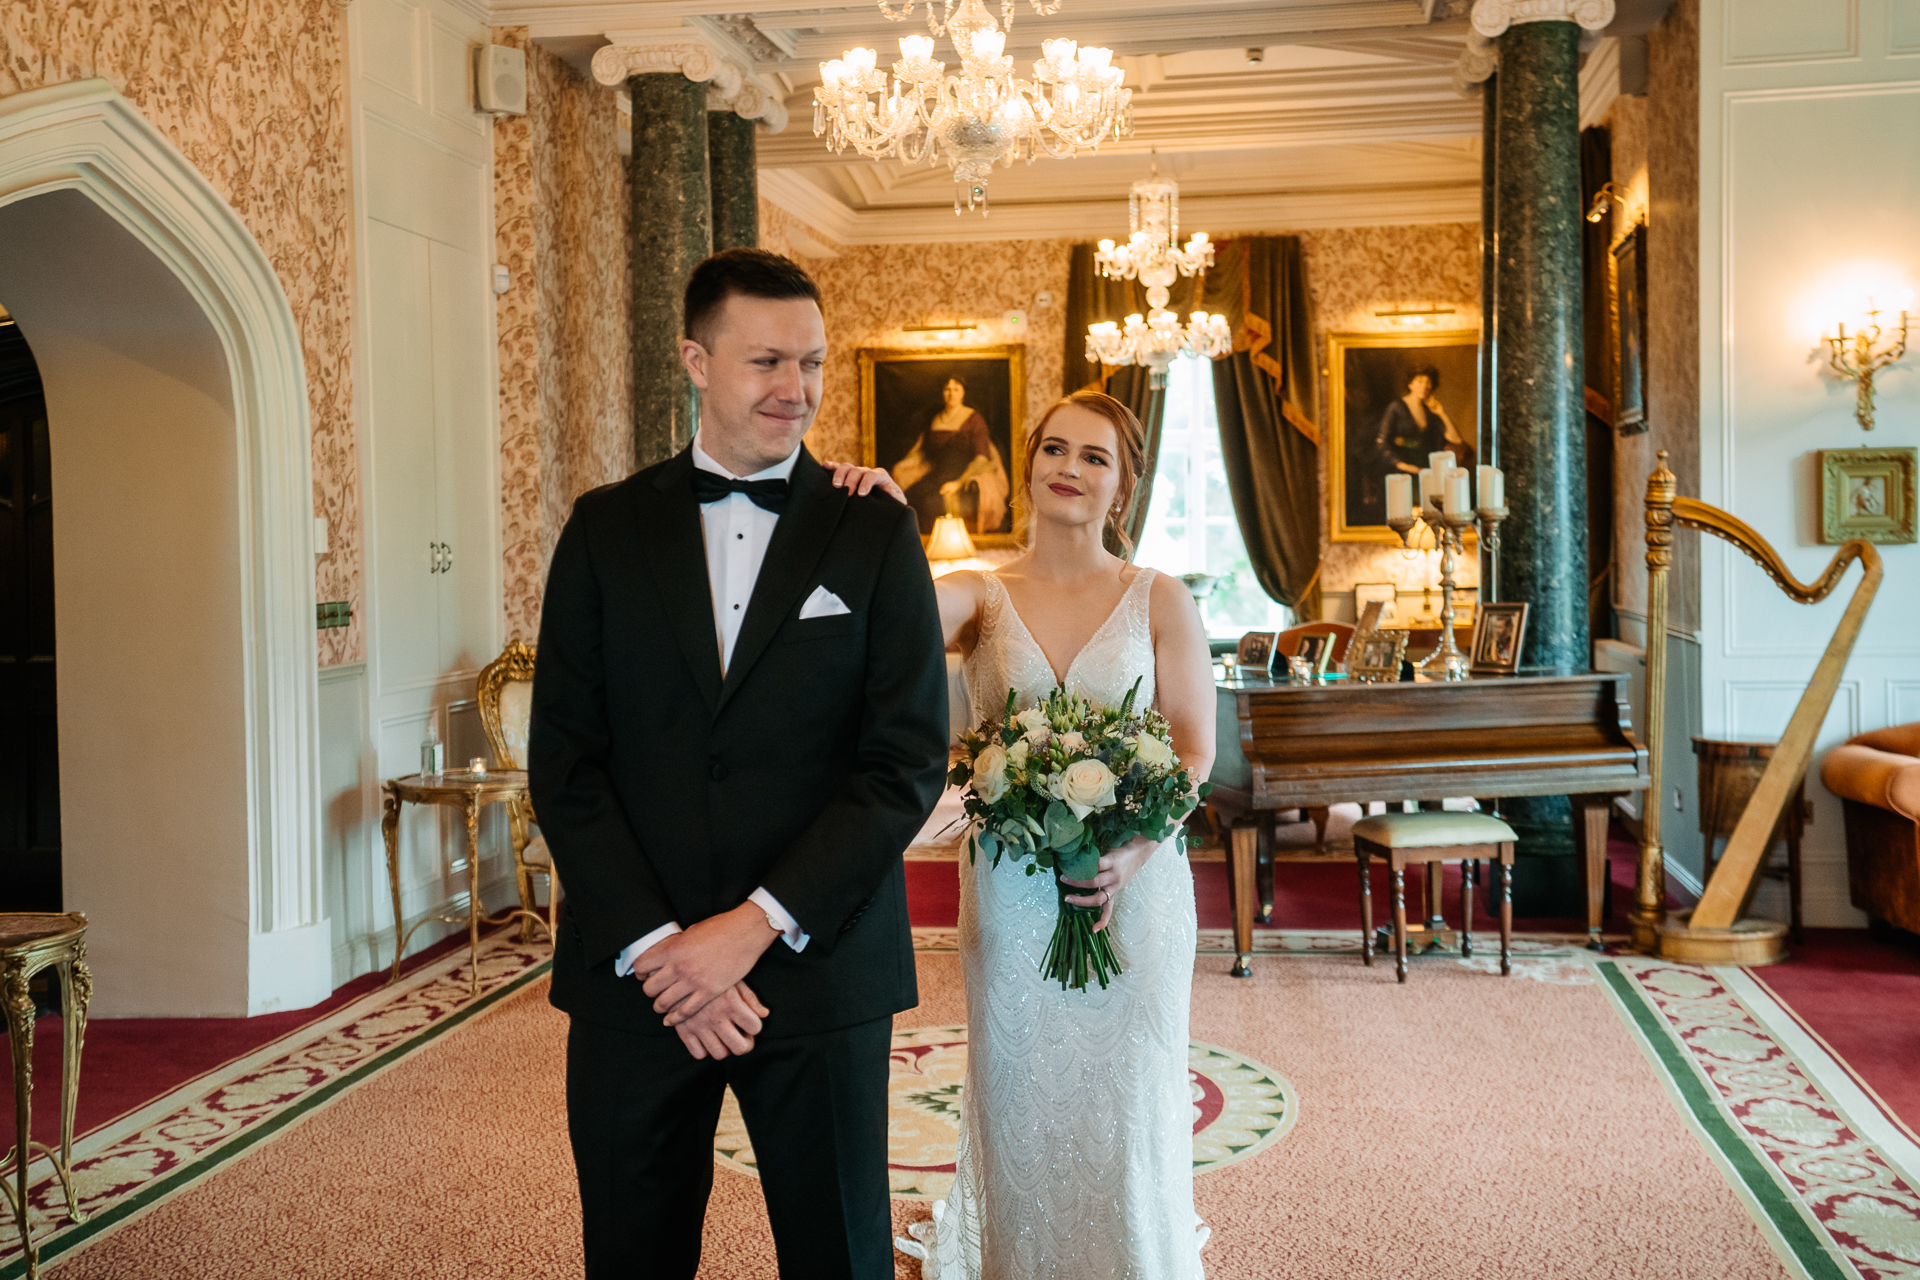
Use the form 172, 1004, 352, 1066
614, 437, 810, 978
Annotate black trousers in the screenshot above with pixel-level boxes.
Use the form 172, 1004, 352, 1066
566, 1014, 894, 1280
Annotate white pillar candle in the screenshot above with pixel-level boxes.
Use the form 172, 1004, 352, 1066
1444, 469, 1471, 517
1478, 464, 1504, 508
1418, 467, 1439, 508
1429, 450, 1456, 477
1385, 473, 1413, 521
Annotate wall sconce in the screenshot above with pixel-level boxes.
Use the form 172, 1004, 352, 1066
1585, 182, 1628, 223
1825, 306, 1909, 431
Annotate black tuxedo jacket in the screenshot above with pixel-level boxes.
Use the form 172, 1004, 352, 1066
528, 446, 949, 1037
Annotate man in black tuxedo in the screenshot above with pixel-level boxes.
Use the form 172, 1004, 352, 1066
529, 249, 949, 1279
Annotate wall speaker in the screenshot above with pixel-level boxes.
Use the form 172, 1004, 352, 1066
476, 44, 527, 117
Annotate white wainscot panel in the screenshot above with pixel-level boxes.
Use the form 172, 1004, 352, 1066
361, 114, 486, 249
1893, 0, 1920, 54
1724, 0, 1858, 64
1725, 678, 1860, 742
356, 0, 421, 102
1891, 682, 1920, 725
1724, 86, 1920, 661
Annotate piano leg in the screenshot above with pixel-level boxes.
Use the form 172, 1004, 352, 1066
1257, 810, 1276, 924
1358, 850, 1374, 966
1423, 862, 1447, 951
1230, 822, 1258, 978
1575, 794, 1612, 951
1391, 859, 1408, 984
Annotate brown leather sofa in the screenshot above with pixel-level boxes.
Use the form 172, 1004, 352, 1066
1820, 723, 1920, 935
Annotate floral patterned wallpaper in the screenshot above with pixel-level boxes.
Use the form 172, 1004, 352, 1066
803, 239, 1073, 469
494, 33, 632, 643
1, 0, 361, 663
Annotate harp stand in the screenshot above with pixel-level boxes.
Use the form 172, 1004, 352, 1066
1633, 453, 1883, 964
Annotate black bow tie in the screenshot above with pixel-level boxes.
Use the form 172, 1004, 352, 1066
692, 470, 790, 513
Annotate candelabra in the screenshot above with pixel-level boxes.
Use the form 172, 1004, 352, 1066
1387, 494, 1473, 680
1825, 307, 1909, 431
1476, 501, 1508, 604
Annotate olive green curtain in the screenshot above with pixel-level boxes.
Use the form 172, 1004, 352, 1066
1211, 236, 1322, 611
1066, 243, 1170, 556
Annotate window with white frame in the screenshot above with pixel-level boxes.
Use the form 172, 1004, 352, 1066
1135, 357, 1292, 639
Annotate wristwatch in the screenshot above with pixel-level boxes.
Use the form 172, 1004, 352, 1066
763, 910, 785, 935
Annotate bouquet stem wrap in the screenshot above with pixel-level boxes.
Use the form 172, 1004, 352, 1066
1045, 846, 1120, 991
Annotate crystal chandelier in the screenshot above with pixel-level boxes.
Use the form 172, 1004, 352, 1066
814, 0, 1132, 214
1084, 159, 1230, 387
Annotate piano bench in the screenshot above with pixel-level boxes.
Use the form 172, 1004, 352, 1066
1352, 812, 1518, 984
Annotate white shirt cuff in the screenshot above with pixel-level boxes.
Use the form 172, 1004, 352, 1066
750, 887, 810, 953
613, 921, 682, 978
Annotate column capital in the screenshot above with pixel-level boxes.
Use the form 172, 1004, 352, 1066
1470, 0, 1616, 38
592, 32, 787, 131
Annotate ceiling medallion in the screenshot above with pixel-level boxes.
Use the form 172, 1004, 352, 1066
814, 0, 1133, 214
1085, 158, 1229, 388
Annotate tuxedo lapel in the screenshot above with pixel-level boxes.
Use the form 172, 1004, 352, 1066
717, 449, 847, 713
639, 450, 723, 713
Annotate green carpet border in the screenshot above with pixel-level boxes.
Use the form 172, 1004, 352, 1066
1597, 961, 1845, 1280
4, 959, 553, 1279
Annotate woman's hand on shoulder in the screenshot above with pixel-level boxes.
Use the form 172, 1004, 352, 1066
827, 462, 907, 505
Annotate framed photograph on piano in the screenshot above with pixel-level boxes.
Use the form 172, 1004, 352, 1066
1469, 602, 1529, 675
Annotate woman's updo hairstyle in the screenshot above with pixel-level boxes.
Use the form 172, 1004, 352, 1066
1021, 391, 1148, 558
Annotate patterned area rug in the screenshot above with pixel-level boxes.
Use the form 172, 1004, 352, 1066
21, 933, 1920, 1278
0, 934, 553, 1279
712, 1027, 1296, 1201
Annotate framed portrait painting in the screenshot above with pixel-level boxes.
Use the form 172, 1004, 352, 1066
1327, 330, 1481, 544
1612, 225, 1648, 436
858, 345, 1026, 548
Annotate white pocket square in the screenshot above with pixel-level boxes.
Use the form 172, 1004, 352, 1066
799, 585, 852, 619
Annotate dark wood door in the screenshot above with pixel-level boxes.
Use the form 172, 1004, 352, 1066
0, 320, 59, 910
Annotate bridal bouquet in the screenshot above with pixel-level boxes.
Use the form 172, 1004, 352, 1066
949, 678, 1207, 990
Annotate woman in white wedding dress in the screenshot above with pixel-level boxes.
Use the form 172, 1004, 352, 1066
834, 390, 1216, 1280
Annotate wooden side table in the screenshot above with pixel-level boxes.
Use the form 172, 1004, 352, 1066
0, 912, 91, 1279
381, 770, 552, 996
1692, 737, 1806, 943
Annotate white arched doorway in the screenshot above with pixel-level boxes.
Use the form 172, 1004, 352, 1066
0, 80, 326, 1016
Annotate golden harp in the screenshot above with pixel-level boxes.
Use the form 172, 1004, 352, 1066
1634, 452, 1884, 965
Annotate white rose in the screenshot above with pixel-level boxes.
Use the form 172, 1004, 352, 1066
1057, 731, 1088, 754
1053, 758, 1117, 819
1006, 739, 1030, 771
1014, 707, 1049, 735
1131, 732, 1175, 771
972, 743, 1009, 804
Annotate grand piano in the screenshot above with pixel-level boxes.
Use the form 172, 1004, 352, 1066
1209, 669, 1650, 974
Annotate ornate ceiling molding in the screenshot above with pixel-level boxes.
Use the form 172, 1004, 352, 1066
592, 33, 787, 131
1470, 0, 1616, 37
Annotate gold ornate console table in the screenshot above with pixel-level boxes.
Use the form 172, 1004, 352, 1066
381, 771, 551, 997
0, 912, 91, 1279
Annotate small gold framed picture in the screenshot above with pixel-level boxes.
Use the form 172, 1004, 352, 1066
1235, 630, 1277, 673
1347, 629, 1408, 683
1353, 582, 1398, 625
1469, 602, 1529, 676
1819, 448, 1916, 545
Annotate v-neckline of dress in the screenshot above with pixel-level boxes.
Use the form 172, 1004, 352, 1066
990, 569, 1148, 691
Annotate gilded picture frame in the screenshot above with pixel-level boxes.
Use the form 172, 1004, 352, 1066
1347, 628, 1408, 683
1819, 447, 1916, 545
1326, 329, 1482, 544
858, 345, 1026, 549
1611, 224, 1649, 436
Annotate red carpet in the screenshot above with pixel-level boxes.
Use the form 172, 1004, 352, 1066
5, 926, 489, 1154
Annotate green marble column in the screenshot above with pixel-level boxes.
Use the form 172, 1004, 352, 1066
708, 110, 760, 252
629, 72, 712, 469
1491, 21, 1589, 908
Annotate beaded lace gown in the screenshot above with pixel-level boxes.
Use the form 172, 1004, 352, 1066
902, 567, 1205, 1280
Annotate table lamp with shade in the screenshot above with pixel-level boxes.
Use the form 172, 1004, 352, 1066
926, 494, 994, 578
